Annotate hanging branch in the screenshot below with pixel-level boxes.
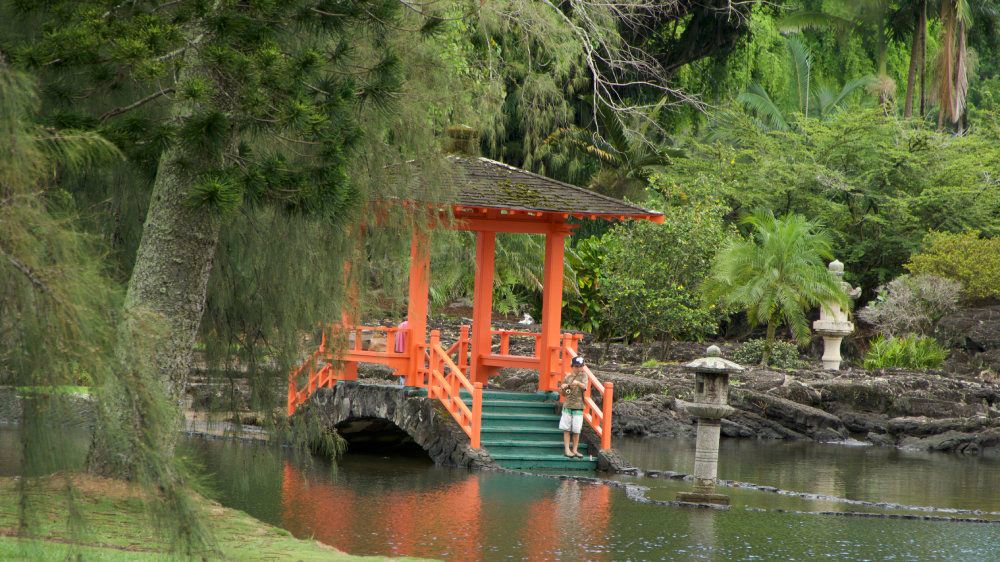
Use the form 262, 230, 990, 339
498, 0, 724, 147
99, 88, 176, 122
1, 250, 51, 294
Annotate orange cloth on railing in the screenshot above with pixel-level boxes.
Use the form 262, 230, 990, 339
395, 320, 408, 353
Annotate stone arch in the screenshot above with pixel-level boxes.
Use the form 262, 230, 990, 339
305, 384, 496, 469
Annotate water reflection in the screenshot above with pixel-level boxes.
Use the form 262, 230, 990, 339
277, 460, 616, 560
618, 436, 1000, 512
280, 461, 485, 558
687, 508, 716, 554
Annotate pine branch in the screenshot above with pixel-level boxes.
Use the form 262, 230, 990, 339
99, 88, 175, 122
1, 249, 50, 294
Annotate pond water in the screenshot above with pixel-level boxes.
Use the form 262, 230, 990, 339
4, 426, 1000, 560
182, 434, 1000, 560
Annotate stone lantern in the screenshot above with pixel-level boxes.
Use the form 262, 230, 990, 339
812, 260, 860, 370
676, 345, 744, 507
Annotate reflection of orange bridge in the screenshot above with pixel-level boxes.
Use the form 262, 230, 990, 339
288, 151, 662, 469
280, 461, 612, 560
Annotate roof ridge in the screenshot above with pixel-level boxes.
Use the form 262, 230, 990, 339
448, 155, 661, 217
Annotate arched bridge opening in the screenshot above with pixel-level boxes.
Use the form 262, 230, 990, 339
335, 417, 429, 458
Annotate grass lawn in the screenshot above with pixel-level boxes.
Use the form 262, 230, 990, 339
0, 474, 425, 561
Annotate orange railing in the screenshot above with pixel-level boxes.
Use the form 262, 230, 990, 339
490, 329, 541, 358
288, 324, 411, 416
445, 325, 470, 375
428, 329, 483, 448
287, 331, 335, 416
562, 334, 613, 450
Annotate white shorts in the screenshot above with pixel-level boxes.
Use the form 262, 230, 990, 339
559, 409, 583, 433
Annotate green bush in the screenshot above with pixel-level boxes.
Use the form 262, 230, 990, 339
731, 338, 801, 368
599, 196, 732, 342
906, 231, 1000, 301
863, 334, 948, 370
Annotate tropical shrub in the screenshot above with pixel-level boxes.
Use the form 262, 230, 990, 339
656, 109, 1000, 292
906, 231, 1000, 301
704, 211, 847, 365
599, 198, 732, 343
563, 236, 607, 333
731, 339, 801, 369
863, 334, 948, 370
857, 274, 962, 337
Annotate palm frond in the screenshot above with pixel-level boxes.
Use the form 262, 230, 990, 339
776, 11, 855, 34
737, 85, 790, 131
786, 37, 813, 115
821, 75, 875, 115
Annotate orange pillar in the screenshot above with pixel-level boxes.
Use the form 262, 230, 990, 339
539, 227, 567, 392
470, 230, 496, 386
406, 230, 430, 387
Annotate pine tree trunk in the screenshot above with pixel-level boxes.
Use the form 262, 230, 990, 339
88, 31, 223, 475
126, 156, 222, 406
88, 147, 222, 477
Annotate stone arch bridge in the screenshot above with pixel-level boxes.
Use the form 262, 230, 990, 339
297, 383, 626, 472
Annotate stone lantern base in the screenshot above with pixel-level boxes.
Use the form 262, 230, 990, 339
676, 491, 730, 506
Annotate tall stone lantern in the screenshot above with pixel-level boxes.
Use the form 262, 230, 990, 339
676, 345, 744, 507
812, 259, 861, 370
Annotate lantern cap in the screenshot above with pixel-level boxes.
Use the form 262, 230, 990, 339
684, 346, 745, 374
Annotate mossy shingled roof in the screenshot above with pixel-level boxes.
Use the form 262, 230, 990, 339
439, 155, 662, 219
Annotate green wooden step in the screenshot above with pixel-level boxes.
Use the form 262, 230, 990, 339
476, 401, 560, 416
482, 412, 559, 422
480, 427, 567, 441
482, 439, 587, 450
459, 390, 556, 402
489, 453, 597, 470
483, 441, 588, 457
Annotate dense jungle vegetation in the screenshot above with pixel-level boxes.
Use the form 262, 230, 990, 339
2, 0, 1000, 555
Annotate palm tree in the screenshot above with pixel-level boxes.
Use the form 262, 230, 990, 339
936, 0, 973, 132
703, 211, 848, 366
778, 1, 896, 108
736, 38, 873, 131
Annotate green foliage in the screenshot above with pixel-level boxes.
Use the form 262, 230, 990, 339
731, 339, 801, 369
599, 197, 731, 342
735, 36, 874, 131
619, 391, 641, 402
863, 334, 949, 370
906, 231, 1000, 300
659, 109, 1000, 292
704, 211, 846, 364
0, 63, 209, 553
541, 102, 679, 200
563, 236, 607, 333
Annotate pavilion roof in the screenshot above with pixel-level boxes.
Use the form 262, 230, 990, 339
439, 155, 663, 222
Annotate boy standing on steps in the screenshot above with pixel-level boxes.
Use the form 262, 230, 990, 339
559, 356, 588, 458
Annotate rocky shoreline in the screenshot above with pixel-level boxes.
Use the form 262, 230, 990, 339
396, 308, 1000, 457
501, 342, 1000, 456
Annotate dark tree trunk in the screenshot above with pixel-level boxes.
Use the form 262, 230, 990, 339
919, 0, 927, 117
903, 5, 924, 118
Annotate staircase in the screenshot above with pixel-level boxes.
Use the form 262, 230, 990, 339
464, 390, 597, 470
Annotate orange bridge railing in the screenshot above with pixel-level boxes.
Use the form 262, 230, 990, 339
428, 330, 483, 448
562, 334, 613, 450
